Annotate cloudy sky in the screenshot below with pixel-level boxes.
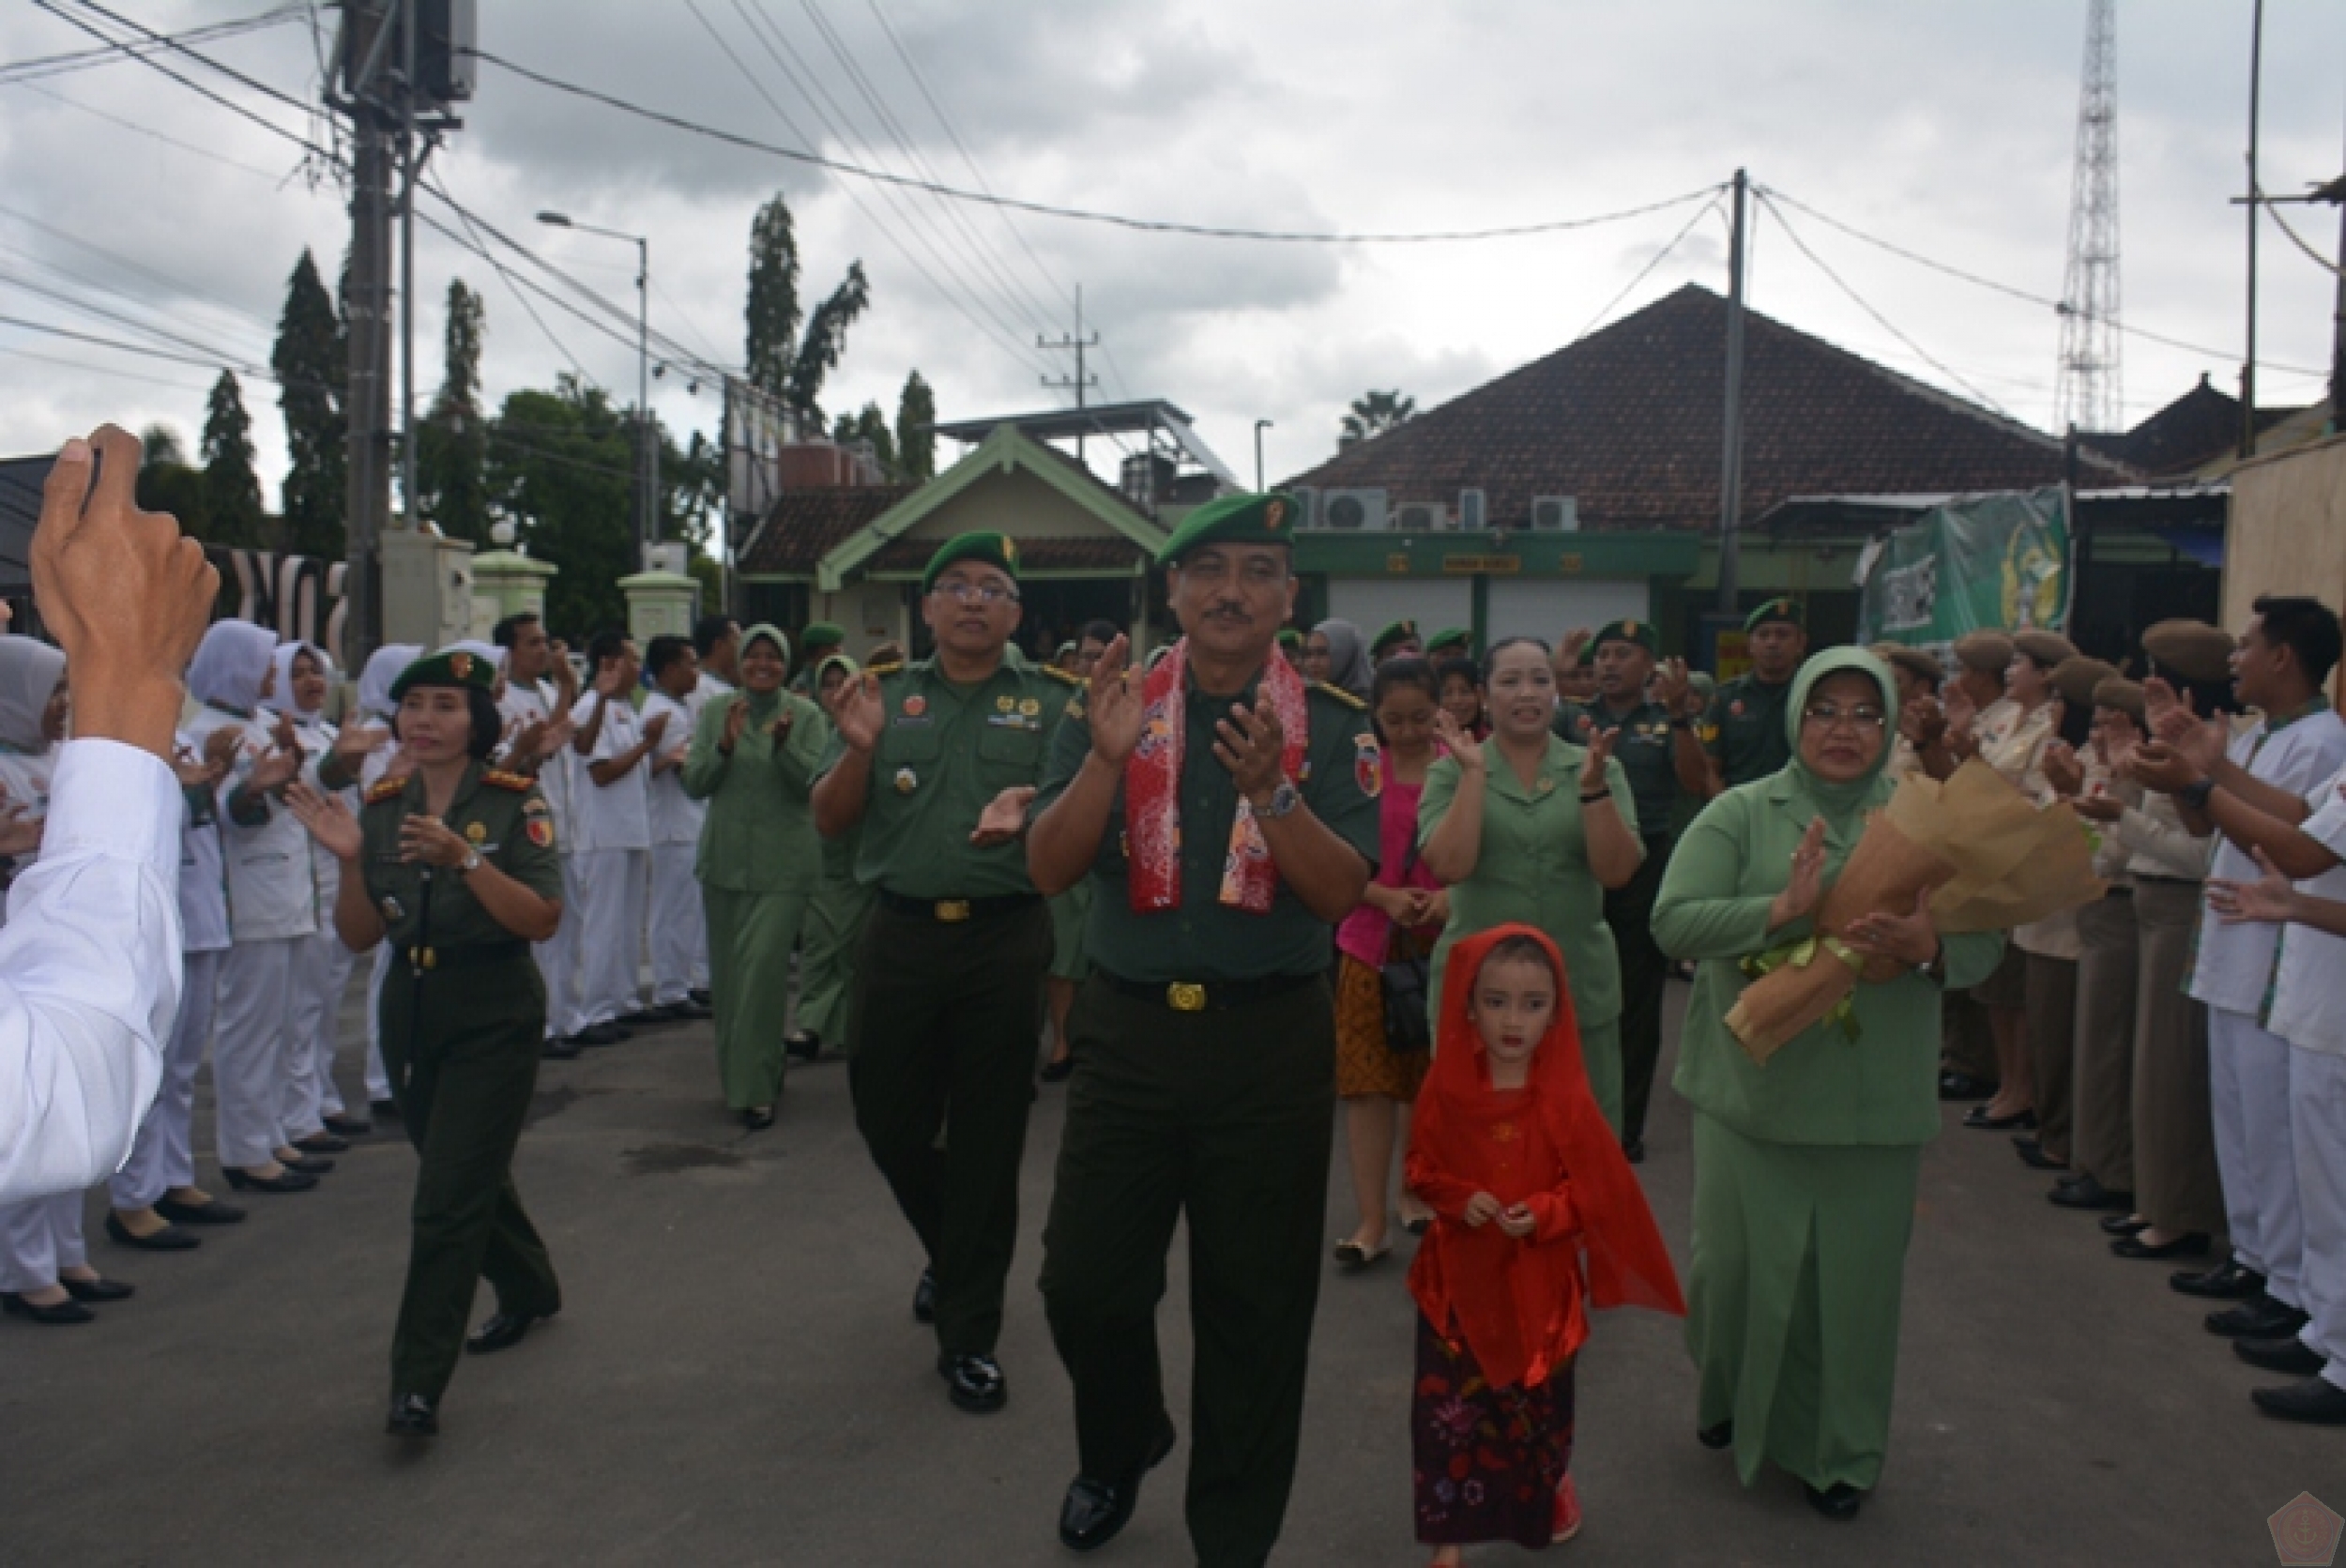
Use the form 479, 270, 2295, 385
0, 1, 2339, 522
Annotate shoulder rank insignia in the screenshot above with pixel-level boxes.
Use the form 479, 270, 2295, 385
364, 776, 409, 805
864, 660, 906, 678
480, 768, 534, 793
1313, 680, 1368, 711
1039, 664, 1082, 687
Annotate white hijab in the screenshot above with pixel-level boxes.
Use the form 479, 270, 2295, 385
260, 641, 329, 720
186, 619, 278, 715
357, 643, 426, 723
0, 635, 66, 755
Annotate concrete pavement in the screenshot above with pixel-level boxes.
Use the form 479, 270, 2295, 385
1, 982, 2334, 1565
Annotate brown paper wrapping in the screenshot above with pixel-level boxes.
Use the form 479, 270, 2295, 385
1724, 759, 2107, 1064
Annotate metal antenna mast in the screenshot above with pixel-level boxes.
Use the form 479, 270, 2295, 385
2055, 0, 2123, 434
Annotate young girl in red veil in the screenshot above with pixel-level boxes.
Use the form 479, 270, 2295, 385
1405, 923, 1685, 1560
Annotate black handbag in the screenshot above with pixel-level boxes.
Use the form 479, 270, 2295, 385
1378, 844, 1434, 1054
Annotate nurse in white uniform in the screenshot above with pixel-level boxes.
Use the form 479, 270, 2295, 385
354, 642, 424, 1115
491, 615, 581, 1052
565, 630, 661, 1043
640, 635, 708, 1019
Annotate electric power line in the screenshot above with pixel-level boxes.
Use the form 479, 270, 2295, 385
0, 3, 298, 86
1574, 196, 1727, 343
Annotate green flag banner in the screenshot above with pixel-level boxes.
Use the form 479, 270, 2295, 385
1859, 487, 2070, 650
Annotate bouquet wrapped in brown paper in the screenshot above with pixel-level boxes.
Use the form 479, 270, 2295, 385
1725, 759, 2106, 1064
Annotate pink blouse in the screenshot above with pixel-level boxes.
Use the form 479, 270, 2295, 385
1335, 752, 1444, 967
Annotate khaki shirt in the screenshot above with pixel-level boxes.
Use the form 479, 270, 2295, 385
358, 762, 563, 955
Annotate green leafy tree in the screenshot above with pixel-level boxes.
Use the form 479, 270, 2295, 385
832, 402, 897, 478
135, 422, 205, 531
743, 191, 872, 432
416, 279, 490, 542
895, 369, 936, 482
199, 372, 267, 548
1338, 388, 1416, 449
272, 248, 346, 560
488, 378, 635, 637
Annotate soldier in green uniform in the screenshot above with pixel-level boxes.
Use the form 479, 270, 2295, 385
810, 531, 1077, 1418
1553, 617, 1682, 1162
1666, 596, 1808, 798
1028, 491, 1380, 1566
1424, 626, 1471, 660
1370, 617, 1422, 662
789, 620, 845, 695
285, 648, 566, 1440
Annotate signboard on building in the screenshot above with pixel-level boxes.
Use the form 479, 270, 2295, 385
1859, 486, 2071, 649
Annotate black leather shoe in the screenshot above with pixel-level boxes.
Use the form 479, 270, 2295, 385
1963, 1104, 2037, 1131
386, 1393, 438, 1438
465, 1309, 554, 1355
1622, 1137, 1646, 1165
572, 1022, 625, 1047
2207, 1298, 2310, 1340
1805, 1482, 1864, 1521
1938, 1071, 1996, 1102
1038, 1055, 1075, 1084
541, 1037, 581, 1061
2018, 1143, 2070, 1172
2235, 1335, 2325, 1376
221, 1167, 318, 1195
617, 1008, 664, 1028
2112, 1231, 2210, 1260
689, 987, 712, 1008
278, 1153, 335, 1176
2251, 1377, 2346, 1424
659, 999, 713, 1021
370, 1098, 402, 1121
939, 1351, 1007, 1413
322, 1114, 373, 1137
912, 1269, 937, 1325
741, 1105, 776, 1132
1697, 1419, 1734, 1450
784, 1030, 823, 1063
155, 1195, 246, 1225
292, 1132, 350, 1155
2172, 1259, 2263, 1299
2049, 1177, 2132, 1210
106, 1214, 198, 1251
1058, 1412, 1177, 1552
61, 1275, 133, 1304
1, 1291, 94, 1325
2099, 1213, 2148, 1237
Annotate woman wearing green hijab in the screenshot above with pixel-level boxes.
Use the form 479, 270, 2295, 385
1653, 648, 2003, 1521
788, 651, 874, 1058
683, 626, 830, 1128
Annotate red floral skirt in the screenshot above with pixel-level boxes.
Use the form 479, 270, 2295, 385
1411, 1310, 1576, 1547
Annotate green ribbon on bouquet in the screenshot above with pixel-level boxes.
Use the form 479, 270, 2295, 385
1739, 934, 1867, 1043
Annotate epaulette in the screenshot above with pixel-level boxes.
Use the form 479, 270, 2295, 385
364, 776, 409, 805
1313, 680, 1367, 710
865, 660, 906, 678
1038, 664, 1082, 687
480, 768, 534, 793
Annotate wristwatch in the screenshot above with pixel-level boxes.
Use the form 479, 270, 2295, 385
458, 847, 484, 876
1917, 939, 1946, 982
2178, 777, 2216, 813
1257, 780, 1302, 819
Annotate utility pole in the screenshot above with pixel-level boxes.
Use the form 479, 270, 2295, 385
1040, 283, 1099, 464
2241, 0, 2264, 460
340, 1, 396, 670
1715, 168, 1748, 616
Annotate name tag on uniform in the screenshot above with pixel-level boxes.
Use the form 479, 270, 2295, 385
984, 713, 1040, 732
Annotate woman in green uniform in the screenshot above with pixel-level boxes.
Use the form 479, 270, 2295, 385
788, 650, 873, 1060
1419, 636, 1644, 1129
1652, 647, 2002, 1520
286, 647, 566, 1440
682, 625, 829, 1128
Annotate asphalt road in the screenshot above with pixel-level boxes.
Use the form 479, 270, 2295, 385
2, 981, 2334, 1566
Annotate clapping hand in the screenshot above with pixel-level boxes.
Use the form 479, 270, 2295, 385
828, 671, 886, 754
1431, 708, 1481, 767
1900, 693, 1946, 749
720, 696, 751, 754
1846, 887, 1941, 969
2042, 740, 2084, 799
0, 800, 41, 860
1084, 635, 1144, 765
1212, 691, 1287, 805
2126, 738, 2201, 796
243, 730, 303, 795
1769, 816, 1830, 930
970, 785, 1035, 847
640, 709, 671, 750
1577, 725, 1617, 797
332, 722, 388, 768
1557, 627, 1594, 667
283, 781, 362, 862
397, 813, 470, 869
765, 708, 796, 743
1650, 656, 1695, 720
2207, 846, 2297, 926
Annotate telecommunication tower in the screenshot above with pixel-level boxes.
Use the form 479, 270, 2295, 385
2055, 0, 2123, 434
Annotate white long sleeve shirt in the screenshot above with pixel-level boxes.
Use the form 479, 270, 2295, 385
0, 738, 185, 1203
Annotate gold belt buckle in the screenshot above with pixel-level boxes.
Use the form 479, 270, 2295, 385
409, 946, 435, 970
1166, 982, 1207, 1012
935, 900, 971, 923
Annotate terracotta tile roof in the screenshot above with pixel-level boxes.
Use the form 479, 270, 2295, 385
862, 536, 1150, 574
735, 484, 918, 576
1282, 283, 2138, 530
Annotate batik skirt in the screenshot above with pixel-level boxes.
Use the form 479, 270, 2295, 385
1411, 1310, 1576, 1548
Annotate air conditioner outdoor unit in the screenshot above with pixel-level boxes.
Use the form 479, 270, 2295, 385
1286, 485, 1319, 527
1320, 488, 1390, 531
1530, 495, 1580, 532
1392, 499, 1448, 532
1458, 488, 1486, 531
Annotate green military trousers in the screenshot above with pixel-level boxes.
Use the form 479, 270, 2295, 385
1040, 977, 1336, 1568
1607, 837, 1674, 1146
702, 884, 811, 1110
848, 898, 1052, 1359
793, 870, 875, 1051
380, 951, 561, 1401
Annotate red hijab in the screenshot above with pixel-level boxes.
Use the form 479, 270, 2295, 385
1406, 923, 1685, 1388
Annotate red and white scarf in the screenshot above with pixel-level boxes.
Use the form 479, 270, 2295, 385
1125, 638, 1310, 914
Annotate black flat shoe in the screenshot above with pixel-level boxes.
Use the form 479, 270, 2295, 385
1938, 1071, 1997, 1102
689, 987, 712, 1008
465, 1309, 555, 1355
1038, 1055, 1075, 1083
1622, 1137, 1646, 1165
741, 1105, 776, 1132
221, 1167, 317, 1195
2207, 1298, 2310, 1340
386, 1393, 438, 1438
105, 1214, 198, 1251
2099, 1214, 2149, 1238
1963, 1105, 2037, 1131
913, 1269, 937, 1325
61, 1276, 133, 1304
278, 1154, 335, 1176
541, 1037, 581, 1061
154, 1195, 245, 1225
2018, 1144, 2070, 1172
2111, 1231, 2209, 1260
291, 1132, 349, 1155
572, 1022, 625, 1047
2049, 1177, 2132, 1210
1805, 1482, 1864, 1521
1059, 1412, 1177, 1552
1, 1292, 94, 1325
2172, 1259, 2264, 1300
939, 1351, 1007, 1413
322, 1114, 373, 1137
659, 999, 713, 1021
370, 1098, 402, 1121
2235, 1335, 2325, 1376
2252, 1378, 2346, 1425
784, 1030, 823, 1063
1697, 1419, 1734, 1450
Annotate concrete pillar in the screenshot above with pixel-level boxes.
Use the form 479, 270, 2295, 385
618, 569, 701, 646
470, 549, 559, 639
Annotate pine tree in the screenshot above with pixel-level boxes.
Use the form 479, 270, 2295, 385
199, 372, 267, 548
895, 370, 936, 482
831, 402, 897, 478
272, 249, 346, 560
416, 279, 490, 542
134, 422, 206, 532
742, 192, 872, 433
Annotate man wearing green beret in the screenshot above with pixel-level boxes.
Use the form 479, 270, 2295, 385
1660, 597, 1808, 797
1370, 618, 1421, 662
790, 621, 845, 694
1028, 490, 1380, 1562
1424, 626, 1470, 659
810, 529, 1078, 1419
1552, 617, 1681, 1161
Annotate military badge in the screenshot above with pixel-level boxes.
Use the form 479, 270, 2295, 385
378, 895, 404, 922
1353, 733, 1382, 799
1265, 498, 1287, 530
996, 694, 1016, 713
450, 652, 473, 680
902, 694, 927, 719
1536, 775, 1556, 795
1018, 697, 1041, 718
465, 821, 488, 844
894, 767, 918, 794
526, 818, 554, 849
1729, 701, 1744, 718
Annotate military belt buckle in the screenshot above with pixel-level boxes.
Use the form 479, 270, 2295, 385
1166, 982, 1207, 1012
408, 946, 435, 970
935, 900, 971, 923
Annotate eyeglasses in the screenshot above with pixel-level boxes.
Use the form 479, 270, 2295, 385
933, 582, 1020, 606
1801, 704, 1887, 731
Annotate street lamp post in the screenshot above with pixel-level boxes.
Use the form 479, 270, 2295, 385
1254, 419, 1272, 493
538, 210, 657, 563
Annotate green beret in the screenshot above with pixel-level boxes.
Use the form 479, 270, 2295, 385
1424, 627, 1471, 656
1371, 619, 1421, 657
922, 532, 1021, 593
388, 646, 496, 703
1277, 629, 1303, 651
1590, 618, 1657, 656
800, 621, 845, 651
1744, 597, 1803, 633
1154, 490, 1302, 567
